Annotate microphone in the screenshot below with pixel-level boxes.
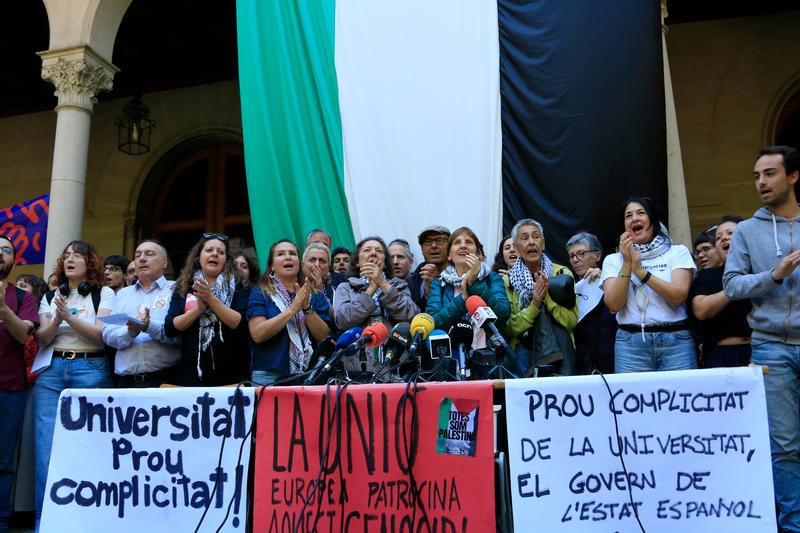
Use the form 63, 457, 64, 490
449, 320, 473, 380
304, 327, 362, 385
357, 322, 389, 349
383, 322, 411, 364
426, 329, 451, 360
407, 313, 435, 357
465, 295, 514, 361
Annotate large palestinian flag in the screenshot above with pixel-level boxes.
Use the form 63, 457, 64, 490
237, 0, 665, 265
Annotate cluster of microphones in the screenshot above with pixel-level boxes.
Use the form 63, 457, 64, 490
304, 296, 517, 385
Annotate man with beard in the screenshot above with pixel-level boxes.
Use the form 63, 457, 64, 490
724, 146, 800, 532
407, 226, 450, 310
102, 240, 180, 387
0, 235, 38, 530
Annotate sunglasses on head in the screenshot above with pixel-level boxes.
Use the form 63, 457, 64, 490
202, 233, 229, 242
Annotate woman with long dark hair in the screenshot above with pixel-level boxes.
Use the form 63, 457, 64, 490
491, 235, 517, 275
247, 240, 330, 385
164, 233, 250, 386
33, 240, 114, 526
601, 196, 696, 372
232, 249, 260, 289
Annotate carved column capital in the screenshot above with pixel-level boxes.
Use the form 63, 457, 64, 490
39, 46, 118, 112
661, 0, 669, 33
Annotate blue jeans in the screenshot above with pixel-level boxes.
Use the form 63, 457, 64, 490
33, 357, 112, 530
251, 369, 283, 386
751, 339, 800, 532
614, 328, 697, 373
0, 390, 25, 531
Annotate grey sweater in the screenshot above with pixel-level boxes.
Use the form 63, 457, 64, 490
723, 206, 800, 344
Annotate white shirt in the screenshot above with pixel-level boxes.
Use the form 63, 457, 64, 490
38, 286, 114, 351
101, 276, 180, 375
600, 244, 695, 326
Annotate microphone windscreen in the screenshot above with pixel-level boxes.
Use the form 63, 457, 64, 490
449, 321, 474, 346
465, 295, 488, 315
336, 327, 363, 348
362, 322, 389, 347
387, 322, 412, 347
410, 313, 435, 339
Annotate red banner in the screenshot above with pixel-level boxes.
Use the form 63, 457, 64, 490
253, 381, 496, 532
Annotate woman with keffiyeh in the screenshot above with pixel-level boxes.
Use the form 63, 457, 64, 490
165, 234, 250, 386
503, 219, 579, 376
426, 227, 509, 340
333, 236, 418, 376
600, 197, 696, 373
247, 240, 331, 385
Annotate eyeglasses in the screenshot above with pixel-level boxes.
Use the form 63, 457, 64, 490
61, 252, 85, 261
203, 233, 229, 242
568, 250, 598, 261
104, 265, 123, 272
422, 237, 448, 247
0, 246, 13, 256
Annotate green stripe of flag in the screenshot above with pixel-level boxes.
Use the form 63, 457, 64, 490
236, 0, 354, 266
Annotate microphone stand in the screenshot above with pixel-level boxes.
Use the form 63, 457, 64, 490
482, 340, 520, 380
417, 354, 457, 382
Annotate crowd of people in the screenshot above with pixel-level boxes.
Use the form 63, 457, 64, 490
0, 145, 798, 531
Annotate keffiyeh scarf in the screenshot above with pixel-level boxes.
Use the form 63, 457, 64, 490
439, 262, 490, 287
193, 271, 235, 378
508, 254, 553, 310
271, 274, 311, 374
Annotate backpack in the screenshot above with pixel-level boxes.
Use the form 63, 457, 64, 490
45, 287, 101, 314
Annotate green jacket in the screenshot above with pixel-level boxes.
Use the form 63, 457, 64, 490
503, 263, 579, 348
426, 271, 510, 331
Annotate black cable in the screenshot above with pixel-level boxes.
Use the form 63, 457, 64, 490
214, 383, 263, 532
593, 369, 647, 533
399, 373, 431, 528
194, 382, 247, 533
292, 380, 348, 533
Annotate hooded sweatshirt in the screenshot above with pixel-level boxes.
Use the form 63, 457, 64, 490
723, 206, 800, 344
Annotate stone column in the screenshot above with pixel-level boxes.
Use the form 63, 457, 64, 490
39, 46, 117, 273
661, 0, 692, 246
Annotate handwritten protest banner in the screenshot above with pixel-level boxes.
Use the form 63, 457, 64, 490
505, 367, 776, 532
253, 381, 495, 532
41, 387, 254, 532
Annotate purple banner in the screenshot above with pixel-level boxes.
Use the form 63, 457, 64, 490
0, 194, 49, 265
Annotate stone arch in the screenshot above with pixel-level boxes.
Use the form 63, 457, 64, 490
42, 0, 131, 59
126, 128, 247, 269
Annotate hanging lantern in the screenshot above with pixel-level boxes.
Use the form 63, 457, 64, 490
116, 96, 156, 155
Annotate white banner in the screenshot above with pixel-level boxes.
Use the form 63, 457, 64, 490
335, 0, 503, 260
505, 368, 775, 533
41, 387, 255, 532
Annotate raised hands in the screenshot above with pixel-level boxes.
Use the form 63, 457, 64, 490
531, 271, 550, 309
